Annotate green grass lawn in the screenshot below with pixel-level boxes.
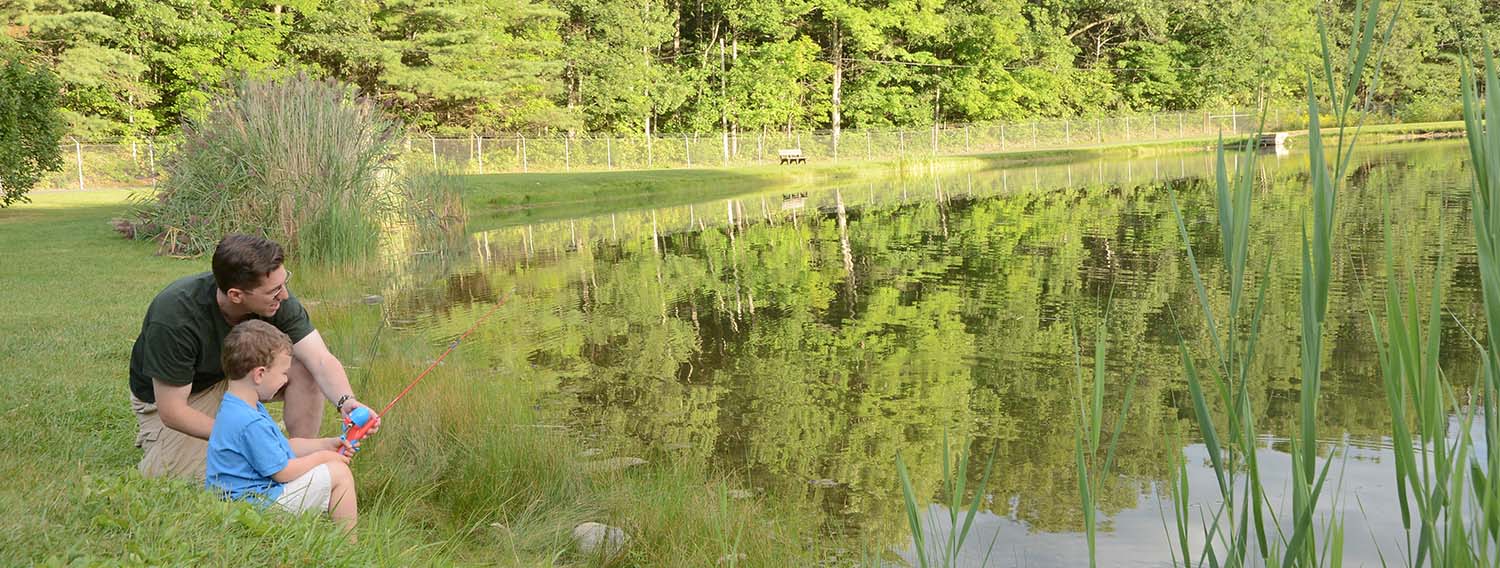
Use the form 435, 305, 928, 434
0, 190, 822, 566
457, 121, 1467, 228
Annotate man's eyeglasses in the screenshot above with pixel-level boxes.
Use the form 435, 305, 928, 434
252, 270, 292, 298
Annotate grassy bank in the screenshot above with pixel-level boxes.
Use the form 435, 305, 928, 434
461, 120, 1465, 229
0, 190, 824, 566
461, 147, 1195, 230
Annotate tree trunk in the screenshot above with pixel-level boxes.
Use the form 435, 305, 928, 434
831, 21, 843, 147
720, 35, 728, 164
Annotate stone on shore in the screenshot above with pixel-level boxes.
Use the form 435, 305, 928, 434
573, 522, 630, 560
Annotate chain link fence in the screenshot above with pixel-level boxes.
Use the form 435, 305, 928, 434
39, 108, 1348, 191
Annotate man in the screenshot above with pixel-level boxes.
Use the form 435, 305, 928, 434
128, 233, 379, 479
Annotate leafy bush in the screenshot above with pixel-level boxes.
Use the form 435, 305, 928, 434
0, 41, 66, 207
124, 74, 463, 261
1398, 95, 1463, 123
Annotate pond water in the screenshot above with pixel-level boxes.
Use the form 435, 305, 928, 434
366, 140, 1482, 565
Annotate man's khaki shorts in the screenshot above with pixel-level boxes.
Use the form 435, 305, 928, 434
130, 381, 227, 480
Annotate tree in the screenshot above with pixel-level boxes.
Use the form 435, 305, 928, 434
555, 0, 680, 134
10, 2, 159, 138
295, 0, 570, 134
0, 40, 66, 207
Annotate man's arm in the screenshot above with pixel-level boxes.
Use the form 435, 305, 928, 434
291, 330, 380, 433
153, 380, 214, 440
291, 330, 356, 410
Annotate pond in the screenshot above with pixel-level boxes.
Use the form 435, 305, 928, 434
351, 140, 1481, 565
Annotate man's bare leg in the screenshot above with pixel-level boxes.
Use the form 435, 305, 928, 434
281, 357, 324, 438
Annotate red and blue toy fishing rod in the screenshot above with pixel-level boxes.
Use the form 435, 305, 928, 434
341, 291, 513, 456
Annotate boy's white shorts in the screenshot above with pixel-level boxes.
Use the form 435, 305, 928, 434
274, 463, 332, 514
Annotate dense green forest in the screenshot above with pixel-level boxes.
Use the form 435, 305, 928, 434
2, 0, 1490, 138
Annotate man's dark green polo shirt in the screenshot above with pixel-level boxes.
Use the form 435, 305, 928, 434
128, 272, 314, 403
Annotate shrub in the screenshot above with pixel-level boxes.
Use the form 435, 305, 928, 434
0, 41, 66, 208
124, 74, 463, 261
1397, 95, 1463, 123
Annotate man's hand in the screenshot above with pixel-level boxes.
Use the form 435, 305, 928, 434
340, 397, 382, 434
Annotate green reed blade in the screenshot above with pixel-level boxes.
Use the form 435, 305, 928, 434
1285, 445, 1337, 566
957, 442, 997, 555
896, 452, 928, 568
1166, 188, 1230, 374
1077, 443, 1095, 567
1317, 14, 1338, 111
1344, 0, 1383, 115
1100, 376, 1134, 483
1091, 321, 1106, 453
1181, 342, 1228, 499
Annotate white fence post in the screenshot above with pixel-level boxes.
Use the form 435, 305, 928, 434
684, 135, 691, 166
430, 136, 438, 170
72, 138, 84, 191
521, 136, 528, 172
606, 136, 613, 169
477, 136, 485, 174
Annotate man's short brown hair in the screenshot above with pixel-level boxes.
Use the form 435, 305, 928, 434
212, 234, 284, 293
222, 320, 292, 380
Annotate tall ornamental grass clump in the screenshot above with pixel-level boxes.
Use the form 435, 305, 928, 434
124, 74, 461, 262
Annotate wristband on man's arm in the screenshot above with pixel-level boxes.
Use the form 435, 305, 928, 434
335, 393, 354, 413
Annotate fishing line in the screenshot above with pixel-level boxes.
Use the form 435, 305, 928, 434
377, 289, 514, 418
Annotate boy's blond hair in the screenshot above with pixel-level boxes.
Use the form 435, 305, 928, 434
222, 320, 292, 380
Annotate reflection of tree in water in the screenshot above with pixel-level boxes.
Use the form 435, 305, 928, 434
380, 142, 1484, 552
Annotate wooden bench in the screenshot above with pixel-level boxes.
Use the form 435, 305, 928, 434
778, 148, 807, 164
1257, 132, 1290, 152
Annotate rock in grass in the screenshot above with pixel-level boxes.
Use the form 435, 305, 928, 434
717, 552, 748, 565
578, 457, 646, 474
808, 478, 839, 488
573, 522, 630, 559
726, 489, 754, 500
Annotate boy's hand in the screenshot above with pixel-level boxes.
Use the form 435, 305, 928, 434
319, 436, 358, 455
321, 449, 352, 465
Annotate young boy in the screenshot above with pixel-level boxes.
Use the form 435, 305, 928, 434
206, 320, 359, 537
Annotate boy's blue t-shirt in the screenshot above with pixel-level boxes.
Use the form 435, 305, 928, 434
205, 393, 294, 506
